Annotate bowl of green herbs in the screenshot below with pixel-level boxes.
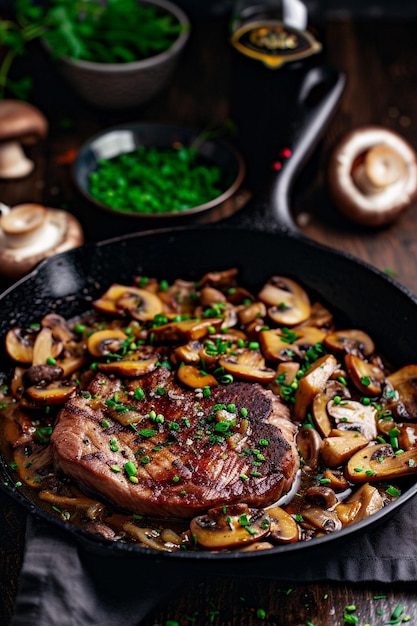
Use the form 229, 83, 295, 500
73, 123, 246, 219
0, 0, 190, 108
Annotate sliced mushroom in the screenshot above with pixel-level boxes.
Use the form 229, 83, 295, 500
344, 353, 385, 396
13, 444, 53, 488
267, 505, 300, 543
327, 399, 378, 440
320, 429, 370, 468
276, 361, 300, 386
57, 354, 88, 378
5, 326, 39, 363
93, 284, 163, 320
296, 426, 323, 470
323, 329, 375, 357
298, 301, 334, 330
172, 340, 204, 365
122, 523, 179, 552
299, 504, 342, 534
151, 318, 222, 343
177, 365, 218, 389
258, 276, 311, 326
376, 413, 397, 437
41, 313, 74, 343
118, 289, 164, 321
335, 500, 362, 526
87, 329, 129, 358
312, 391, 341, 438
198, 268, 239, 290
386, 364, 417, 420
238, 301, 267, 326
199, 286, 226, 307
341, 483, 384, 523
190, 503, 270, 549
293, 354, 338, 421
32, 327, 63, 366
198, 341, 227, 369
97, 347, 159, 376
196, 302, 237, 329
160, 278, 199, 316
259, 326, 326, 363
226, 285, 255, 306
93, 284, 133, 315
25, 380, 77, 405
321, 468, 349, 491
398, 423, 417, 450
324, 379, 351, 400
218, 349, 276, 383
38, 490, 106, 514
346, 443, 417, 482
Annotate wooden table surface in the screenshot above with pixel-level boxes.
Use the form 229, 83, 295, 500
1, 9, 417, 626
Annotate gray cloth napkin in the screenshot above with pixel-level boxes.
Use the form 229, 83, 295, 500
11, 495, 417, 626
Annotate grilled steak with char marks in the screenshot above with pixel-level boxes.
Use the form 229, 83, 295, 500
51, 368, 299, 517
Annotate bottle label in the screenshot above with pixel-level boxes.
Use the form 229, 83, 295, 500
231, 19, 322, 69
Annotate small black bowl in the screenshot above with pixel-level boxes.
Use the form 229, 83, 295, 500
73, 123, 246, 221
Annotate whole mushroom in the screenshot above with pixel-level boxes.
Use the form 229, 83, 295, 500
0, 203, 83, 280
328, 126, 417, 226
0, 100, 48, 178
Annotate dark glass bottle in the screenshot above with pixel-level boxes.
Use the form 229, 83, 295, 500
229, 0, 324, 193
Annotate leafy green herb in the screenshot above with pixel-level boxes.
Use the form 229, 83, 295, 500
0, 0, 185, 98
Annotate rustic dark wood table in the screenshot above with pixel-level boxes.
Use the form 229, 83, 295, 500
1, 10, 417, 626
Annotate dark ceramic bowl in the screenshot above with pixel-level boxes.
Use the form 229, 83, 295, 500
73, 122, 246, 220
45, 0, 191, 109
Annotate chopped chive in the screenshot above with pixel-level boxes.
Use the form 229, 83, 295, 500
124, 461, 137, 476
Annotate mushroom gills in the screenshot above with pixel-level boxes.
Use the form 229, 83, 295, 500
190, 504, 270, 549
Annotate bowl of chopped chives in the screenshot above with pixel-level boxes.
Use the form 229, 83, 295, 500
73, 123, 247, 220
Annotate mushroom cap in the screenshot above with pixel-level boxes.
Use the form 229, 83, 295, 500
0, 100, 48, 145
328, 126, 417, 227
0, 208, 83, 280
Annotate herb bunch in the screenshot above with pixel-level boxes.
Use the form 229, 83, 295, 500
0, 0, 184, 99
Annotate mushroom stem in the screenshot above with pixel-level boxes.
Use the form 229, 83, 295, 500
0, 204, 48, 248
328, 126, 417, 226
0, 140, 34, 178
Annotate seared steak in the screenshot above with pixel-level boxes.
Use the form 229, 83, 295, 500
51, 368, 299, 517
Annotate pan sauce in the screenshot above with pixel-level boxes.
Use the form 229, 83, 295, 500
1, 268, 417, 553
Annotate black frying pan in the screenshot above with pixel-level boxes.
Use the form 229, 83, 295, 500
2, 65, 417, 572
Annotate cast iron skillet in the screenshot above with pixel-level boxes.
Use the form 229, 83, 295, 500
2, 65, 417, 571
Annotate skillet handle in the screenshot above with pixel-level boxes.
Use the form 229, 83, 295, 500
270, 64, 346, 231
